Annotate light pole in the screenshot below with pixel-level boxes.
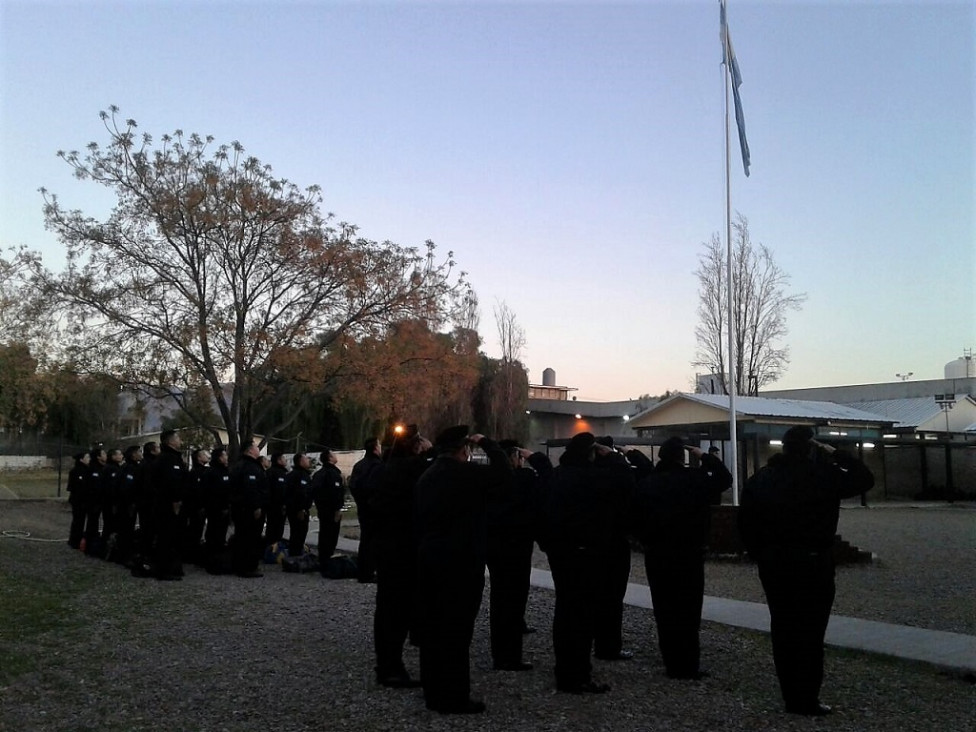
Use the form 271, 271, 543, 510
934, 393, 955, 435
934, 393, 956, 499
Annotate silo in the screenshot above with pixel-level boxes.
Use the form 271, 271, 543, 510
542, 368, 556, 386
944, 355, 975, 379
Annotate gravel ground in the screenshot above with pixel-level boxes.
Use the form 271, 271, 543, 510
0, 499, 974, 732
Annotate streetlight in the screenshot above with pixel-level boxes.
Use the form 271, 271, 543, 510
896, 372, 914, 381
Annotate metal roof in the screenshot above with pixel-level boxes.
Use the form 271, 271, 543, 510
636, 392, 891, 424
526, 397, 643, 419
842, 395, 973, 429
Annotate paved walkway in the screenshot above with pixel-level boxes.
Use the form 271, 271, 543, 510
334, 535, 976, 675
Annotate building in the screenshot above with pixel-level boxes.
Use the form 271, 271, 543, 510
626, 392, 891, 495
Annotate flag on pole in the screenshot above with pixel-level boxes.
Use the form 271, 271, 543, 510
720, 0, 750, 177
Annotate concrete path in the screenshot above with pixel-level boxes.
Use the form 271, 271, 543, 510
334, 534, 976, 675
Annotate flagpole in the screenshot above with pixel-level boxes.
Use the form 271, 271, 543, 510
722, 0, 740, 505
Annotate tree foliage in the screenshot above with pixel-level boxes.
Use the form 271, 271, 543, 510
32, 108, 471, 455
331, 318, 481, 440
471, 357, 529, 441
0, 343, 48, 430
693, 214, 805, 395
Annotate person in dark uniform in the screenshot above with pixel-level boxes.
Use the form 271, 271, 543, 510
631, 437, 731, 680
265, 452, 288, 547
101, 448, 125, 561
83, 447, 108, 556
133, 441, 160, 568
349, 437, 382, 582
415, 426, 512, 714
67, 452, 92, 549
707, 445, 724, 505
486, 439, 551, 672
203, 447, 232, 562
115, 445, 143, 565
230, 440, 269, 578
150, 430, 188, 580
592, 435, 636, 662
367, 424, 431, 689
739, 426, 874, 716
182, 448, 210, 565
283, 452, 314, 556
543, 432, 634, 694
312, 447, 345, 559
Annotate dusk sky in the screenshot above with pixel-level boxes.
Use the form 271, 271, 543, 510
1, 0, 973, 401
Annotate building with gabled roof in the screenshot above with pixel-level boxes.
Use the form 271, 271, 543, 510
625, 392, 892, 492
839, 395, 976, 438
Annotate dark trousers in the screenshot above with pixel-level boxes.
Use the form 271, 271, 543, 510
645, 553, 705, 677
486, 536, 533, 664
265, 503, 286, 545
286, 511, 309, 556
547, 546, 606, 688
182, 507, 207, 564
83, 502, 103, 552
374, 538, 417, 678
68, 500, 86, 548
419, 566, 484, 709
318, 516, 341, 558
152, 506, 183, 577
114, 503, 137, 563
204, 508, 230, 555
102, 502, 118, 542
594, 538, 631, 657
135, 499, 156, 560
759, 552, 835, 709
231, 507, 264, 575
355, 509, 377, 581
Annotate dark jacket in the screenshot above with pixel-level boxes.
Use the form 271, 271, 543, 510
186, 462, 209, 511
632, 453, 732, 558
267, 465, 288, 506
152, 445, 188, 507
283, 466, 314, 514
414, 438, 512, 574
349, 452, 382, 509
487, 452, 552, 545
231, 454, 269, 512
203, 461, 231, 514
312, 463, 345, 515
739, 448, 874, 559
67, 461, 90, 505
368, 452, 432, 530
102, 459, 124, 507
120, 459, 142, 505
543, 449, 634, 554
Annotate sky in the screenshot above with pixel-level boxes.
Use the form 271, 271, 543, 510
1, 0, 973, 401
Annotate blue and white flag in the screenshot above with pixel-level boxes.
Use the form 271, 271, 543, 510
721, 0, 750, 177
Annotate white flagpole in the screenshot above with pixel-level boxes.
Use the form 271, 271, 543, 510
722, 0, 740, 504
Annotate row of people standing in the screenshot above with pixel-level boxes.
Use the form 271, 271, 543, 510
355, 424, 546, 715
359, 423, 871, 719
67, 431, 227, 579
67, 431, 348, 580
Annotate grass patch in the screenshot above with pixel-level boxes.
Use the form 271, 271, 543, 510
0, 537, 92, 683
0, 469, 64, 499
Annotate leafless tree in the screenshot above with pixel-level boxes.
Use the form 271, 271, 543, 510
495, 300, 525, 365
693, 214, 806, 395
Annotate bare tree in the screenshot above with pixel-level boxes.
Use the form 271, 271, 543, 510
475, 300, 528, 439
494, 300, 526, 365
693, 214, 805, 395
30, 108, 470, 455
